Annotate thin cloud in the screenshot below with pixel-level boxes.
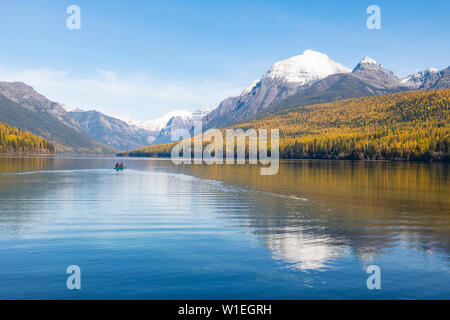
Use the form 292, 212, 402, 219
0, 65, 248, 119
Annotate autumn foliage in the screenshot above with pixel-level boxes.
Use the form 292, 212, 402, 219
120, 89, 450, 161
0, 122, 55, 154
237, 89, 449, 161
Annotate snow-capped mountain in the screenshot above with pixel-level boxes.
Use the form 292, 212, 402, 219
240, 50, 351, 97
122, 108, 213, 133
351, 56, 401, 89
122, 110, 194, 133
263, 57, 409, 114
352, 56, 398, 82
153, 107, 214, 144
420, 66, 450, 89
121, 108, 214, 145
352, 56, 378, 71
401, 68, 439, 89
203, 50, 352, 130
263, 49, 351, 84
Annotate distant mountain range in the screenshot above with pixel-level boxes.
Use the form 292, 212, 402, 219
202, 50, 450, 129
69, 107, 213, 149
120, 89, 450, 161
119, 109, 212, 145
1, 49, 449, 153
0, 81, 213, 152
402, 67, 450, 89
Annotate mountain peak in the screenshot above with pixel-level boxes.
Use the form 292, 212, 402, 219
263, 49, 351, 85
0, 81, 40, 98
302, 49, 328, 57
360, 56, 377, 65
400, 67, 441, 88
353, 56, 387, 73
122, 110, 194, 132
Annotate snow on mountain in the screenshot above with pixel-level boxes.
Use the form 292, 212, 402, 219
400, 68, 439, 88
352, 56, 382, 72
122, 110, 194, 132
241, 80, 260, 95
62, 105, 85, 112
138, 107, 213, 145
263, 49, 351, 85
120, 107, 214, 141
202, 50, 352, 129
360, 56, 377, 65
350, 56, 402, 89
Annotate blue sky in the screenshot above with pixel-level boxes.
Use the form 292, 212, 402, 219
0, 0, 449, 119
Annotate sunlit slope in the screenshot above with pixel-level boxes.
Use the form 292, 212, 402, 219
119, 89, 449, 161
237, 89, 449, 160
0, 121, 54, 154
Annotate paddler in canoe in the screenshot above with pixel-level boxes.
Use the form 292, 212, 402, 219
114, 162, 125, 171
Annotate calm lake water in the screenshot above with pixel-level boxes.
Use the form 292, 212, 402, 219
0, 157, 449, 299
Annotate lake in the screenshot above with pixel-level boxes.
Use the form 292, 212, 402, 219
0, 157, 449, 299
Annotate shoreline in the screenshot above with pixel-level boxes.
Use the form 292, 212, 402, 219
1, 154, 449, 164
0, 152, 55, 157
116, 155, 449, 163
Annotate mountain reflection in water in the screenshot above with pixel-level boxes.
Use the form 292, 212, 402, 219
0, 157, 448, 299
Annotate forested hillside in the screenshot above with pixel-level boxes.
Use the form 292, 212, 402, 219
119, 89, 449, 161
0, 122, 54, 154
